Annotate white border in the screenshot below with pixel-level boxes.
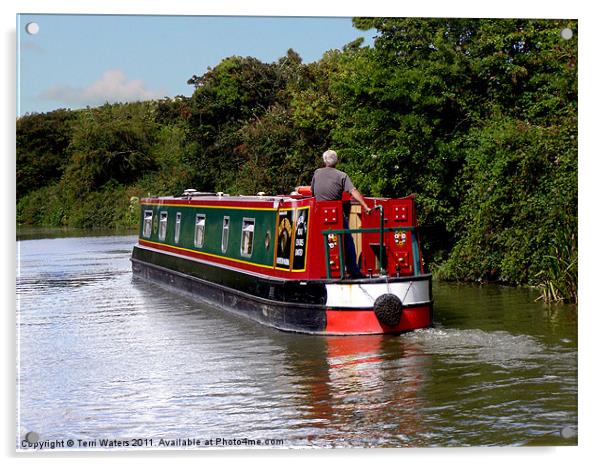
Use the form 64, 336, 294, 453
7, 0, 587, 18
7, 1, 596, 465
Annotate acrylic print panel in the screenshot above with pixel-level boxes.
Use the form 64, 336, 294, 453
16, 13, 577, 451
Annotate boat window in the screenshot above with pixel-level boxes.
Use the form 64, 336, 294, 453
158, 211, 168, 241
194, 214, 206, 248
221, 216, 230, 253
174, 212, 182, 244
241, 218, 255, 257
143, 210, 153, 238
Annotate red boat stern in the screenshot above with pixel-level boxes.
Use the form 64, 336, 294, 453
323, 278, 433, 335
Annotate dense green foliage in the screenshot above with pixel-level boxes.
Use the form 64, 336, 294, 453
16, 18, 577, 301
17, 109, 76, 199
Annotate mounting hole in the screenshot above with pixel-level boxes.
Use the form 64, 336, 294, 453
560, 28, 573, 40
560, 426, 577, 439
25, 431, 39, 443
25, 22, 40, 35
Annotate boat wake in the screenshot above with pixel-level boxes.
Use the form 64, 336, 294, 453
399, 327, 574, 370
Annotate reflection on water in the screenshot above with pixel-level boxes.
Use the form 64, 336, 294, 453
16, 226, 137, 241
17, 235, 577, 448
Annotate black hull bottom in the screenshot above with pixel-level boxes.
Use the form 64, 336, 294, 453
131, 258, 327, 334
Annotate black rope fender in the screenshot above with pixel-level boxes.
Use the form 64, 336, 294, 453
373, 293, 403, 327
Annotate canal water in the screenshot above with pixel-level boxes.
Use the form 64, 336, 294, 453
16, 234, 577, 449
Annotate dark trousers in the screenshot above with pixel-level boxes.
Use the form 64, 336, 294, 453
343, 217, 361, 276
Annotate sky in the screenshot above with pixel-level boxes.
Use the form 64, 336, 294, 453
17, 14, 376, 116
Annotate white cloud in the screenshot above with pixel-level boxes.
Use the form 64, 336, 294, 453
39, 69, 165, 106
21, 41, 46, 54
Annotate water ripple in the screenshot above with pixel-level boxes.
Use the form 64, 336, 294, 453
16, 235, 578, 448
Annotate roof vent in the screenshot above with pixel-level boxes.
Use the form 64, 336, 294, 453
181, 188, 218, 197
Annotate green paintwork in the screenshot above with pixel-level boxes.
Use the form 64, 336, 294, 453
139, 203, 277, 267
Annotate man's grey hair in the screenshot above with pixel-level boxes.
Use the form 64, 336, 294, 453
323, 149, 338, 167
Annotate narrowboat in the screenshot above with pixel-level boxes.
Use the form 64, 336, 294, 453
131, 188, 433, 335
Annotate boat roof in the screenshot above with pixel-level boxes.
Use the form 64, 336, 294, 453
145, 194, 301, 202
141, 189, 404, 205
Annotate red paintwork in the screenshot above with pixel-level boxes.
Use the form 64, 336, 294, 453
297, 186, 313, 196
137, 238, 282, 276
359, 196, 419, 276
324, 305, 432, 335
143, 197, 279, 209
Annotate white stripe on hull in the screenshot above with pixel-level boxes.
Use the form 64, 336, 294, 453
325, 279, 431, 308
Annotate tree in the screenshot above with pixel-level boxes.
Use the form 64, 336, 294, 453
185, 53, 300, 192
64, 102, 158, 194
17, 109, 76, 199
347, 17, 577, 290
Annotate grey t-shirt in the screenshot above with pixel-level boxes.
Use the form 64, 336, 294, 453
311, 167, 355, 201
